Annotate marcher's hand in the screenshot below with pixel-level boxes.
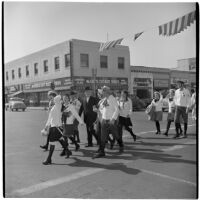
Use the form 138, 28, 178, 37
80, 122, 85, 126
110, 119, 115, 125
44, 126, 48, 131
186, 107, 189, 114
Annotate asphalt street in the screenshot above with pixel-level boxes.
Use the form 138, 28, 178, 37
4, 109, 197, 198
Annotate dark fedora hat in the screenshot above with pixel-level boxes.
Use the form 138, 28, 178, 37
177, 80, 184, 84
85, 86, 92, 91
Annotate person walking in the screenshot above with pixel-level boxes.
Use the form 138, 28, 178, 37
163, 89, 183, 136
40, 90, 57, 151
79, 86, 99, 147
118, 90, 136, 141
151, 91, 163, 135
42, 95, 69, 165
174, 80, 191, 138
93, 86, 124, 158
190, 88, 196, 121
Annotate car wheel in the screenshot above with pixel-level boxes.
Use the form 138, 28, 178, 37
11, 108, 13, 112
22, 109, 25, 111
16, 109, 18, 111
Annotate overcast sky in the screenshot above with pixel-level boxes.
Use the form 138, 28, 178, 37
4, 2, 196, 68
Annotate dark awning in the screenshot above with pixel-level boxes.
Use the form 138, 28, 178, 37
8, 90, 23, 97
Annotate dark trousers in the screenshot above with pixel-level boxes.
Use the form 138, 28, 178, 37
174, 106, 188, 123
118, 116, 134, 140
155, 121, 161, 132
86, 123, 98, 145
100, 119, 123, 153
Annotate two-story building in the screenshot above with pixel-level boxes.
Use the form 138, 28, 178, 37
4, 39, 130, 106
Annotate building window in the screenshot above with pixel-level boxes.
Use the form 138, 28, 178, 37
34, 63, 38, 75
18, 68, 21, 78
26, 65, 29, 77
100, 55, 108, 68
54, 56, 60, 70
12, 70, 15, 80
65, 54, 70, 68
80, 54, 89, 67
6, 71, 8, 81
118, 57, 125, 69
44, 60, 48, 73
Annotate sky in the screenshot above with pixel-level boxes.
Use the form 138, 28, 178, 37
4, 2, 196, 68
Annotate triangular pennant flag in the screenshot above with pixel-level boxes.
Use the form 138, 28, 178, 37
134, 32, 143, 41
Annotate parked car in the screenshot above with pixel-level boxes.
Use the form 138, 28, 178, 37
6, 98, 26, 111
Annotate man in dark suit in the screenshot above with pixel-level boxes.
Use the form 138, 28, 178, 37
79, 86, 98, 147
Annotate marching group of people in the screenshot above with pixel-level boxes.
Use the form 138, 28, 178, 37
40, 80, 196, 165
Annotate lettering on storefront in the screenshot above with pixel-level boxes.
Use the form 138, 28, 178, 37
154, 79, 169, 88
133, 78, 152, 87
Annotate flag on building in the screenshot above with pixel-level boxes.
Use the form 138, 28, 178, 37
134, 32, 143, 41
159, 10, 196, 36
99, 38, 123, 51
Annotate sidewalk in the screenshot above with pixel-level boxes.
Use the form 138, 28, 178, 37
27, 107, 47, 110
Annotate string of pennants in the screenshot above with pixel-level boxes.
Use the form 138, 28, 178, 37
99, 10, 196, 51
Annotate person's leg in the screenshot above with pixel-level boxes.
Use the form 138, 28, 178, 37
124, 119, 136, 141
85, 124, 93, 147
155, 121, 160, 134
174, 106, 181, 138
164, 120, 171, 136
69, 136, 80, 151
43, 144, 55, 165
40, 134, 50, 150
181, 107, 188, 138
90, 124, 98, 144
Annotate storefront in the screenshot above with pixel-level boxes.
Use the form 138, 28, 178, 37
153, 79, 169, 92
170, 77, 189, 89
131, 72, 153, 99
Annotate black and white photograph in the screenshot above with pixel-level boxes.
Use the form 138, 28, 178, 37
3, 1, 197, 198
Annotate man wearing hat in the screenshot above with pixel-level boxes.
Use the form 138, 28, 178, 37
79, 86, 99, 147
93, 86, 124, 158
174, 80, 191, 138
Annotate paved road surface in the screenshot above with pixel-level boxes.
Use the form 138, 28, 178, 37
4, 109, 197, 198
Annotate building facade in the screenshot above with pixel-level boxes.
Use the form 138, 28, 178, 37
4, 39, 130, 106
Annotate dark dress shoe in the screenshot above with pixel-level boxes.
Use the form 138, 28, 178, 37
173, 134, 180, 139
65, 150, 72, 158
40, 145, 48, 150
42, 159, 52, 165
95, 148, 101, 153
85, 144, 93, 147
60, 149, 66, 156
133, 134, 137, 142
75, 144, 80, 151
92, 152, 105, 159
119, 147, 124, 153
163, 132, 168, 136
77, 139, 80, 143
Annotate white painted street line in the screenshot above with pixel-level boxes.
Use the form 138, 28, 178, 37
140, 168, 196, 186
7, 168, 104, 197
162, 140, 196, 152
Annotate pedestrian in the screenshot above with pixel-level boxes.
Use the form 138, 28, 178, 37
40, 90, 57, 151
69, 91, 82, 143
151, 91, 163, 135
79, 86, 99, 147
62, 93, 84, 154
163, 89, 183, 136
42, 95, 69, 165
118, 90, 136, 141
174, 80, 191, 138
190, 88, 196, 121
93, 86, 124, 158
115, 90, 121, 102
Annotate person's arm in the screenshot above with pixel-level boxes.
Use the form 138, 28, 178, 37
111, 97, 119, 121
45, 109, 52, 128
186, 90, 191, 112
128, 98, 132, 116
69, 105, 84, 124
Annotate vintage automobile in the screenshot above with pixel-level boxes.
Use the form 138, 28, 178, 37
5, 97, 26, 111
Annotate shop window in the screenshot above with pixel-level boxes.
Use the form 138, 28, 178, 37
18, 68, 21, 78
34, 63, 38, 75
44, 60, 48, 73
54, 57, 60, 70
118, 57, 124, 69
12, 70, 15, 80
6, 71, 8, 81
26, 65, 29, 77
65, 54, 70, 68
80, 54, 89, 67
100, 55, 108, 68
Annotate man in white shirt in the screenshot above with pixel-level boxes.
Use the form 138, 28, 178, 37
174, 80, 191, 138
93, 86, 124, 158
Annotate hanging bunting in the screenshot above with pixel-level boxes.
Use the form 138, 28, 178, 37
134, 32, 144, 41
159, 10, 196, 36
99, 38, 123, 51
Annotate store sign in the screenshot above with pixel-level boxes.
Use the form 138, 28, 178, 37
73, 77, 128, 89
171, 78, 189, 84
133, 78, 152, 87
154, 79, 169, 88
23, 77, 71, 91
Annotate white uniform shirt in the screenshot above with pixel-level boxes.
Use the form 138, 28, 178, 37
100, 95, 119, 120
174, 88, 191, 108
151, 97, 163, 112
63, 104, 83, 125
46, 96, 62, 127
119, 98, 132, 117
168, 98, 176, 113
